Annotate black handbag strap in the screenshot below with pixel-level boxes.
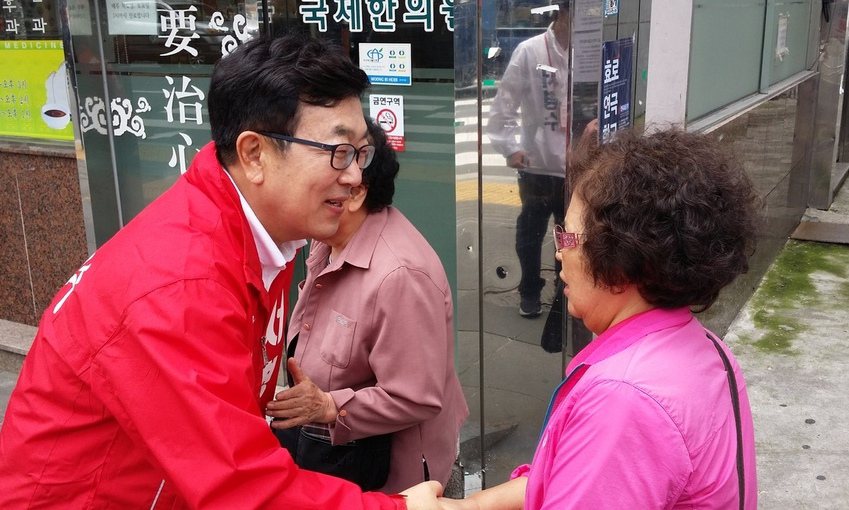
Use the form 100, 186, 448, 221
706, 331, 745, 510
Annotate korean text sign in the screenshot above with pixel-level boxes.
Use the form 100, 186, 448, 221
0, 40, 73, 141
599, 37, 633, 143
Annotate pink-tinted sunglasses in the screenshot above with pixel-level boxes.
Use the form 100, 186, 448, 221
553, 224, 586, 251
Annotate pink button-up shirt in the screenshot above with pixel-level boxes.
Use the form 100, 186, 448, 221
514, 307, 757, 509
288, 207, 468, 493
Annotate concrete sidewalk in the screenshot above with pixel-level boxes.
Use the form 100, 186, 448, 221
725, 180, 849, 508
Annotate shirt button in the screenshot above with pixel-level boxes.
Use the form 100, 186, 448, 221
315, 283, 323, 289
338, 410, 348, 417
303, 323, 311, 331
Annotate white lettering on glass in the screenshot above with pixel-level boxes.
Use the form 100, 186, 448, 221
159, 5, 199, 57
163, 75, 205, 124
168, 132, 196, 174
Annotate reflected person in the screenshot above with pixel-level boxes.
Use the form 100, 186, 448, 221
267, 121, 469, 493
440, 129, 759, 509
486, 1, 570, 318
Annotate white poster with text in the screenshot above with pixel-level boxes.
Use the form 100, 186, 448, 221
369, 94, 405, 152
359, 43, 412, 86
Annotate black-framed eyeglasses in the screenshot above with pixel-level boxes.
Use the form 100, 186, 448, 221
259, 132, 376, 170
553, 224, 586, 251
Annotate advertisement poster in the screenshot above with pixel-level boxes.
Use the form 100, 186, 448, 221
599, 37, 633, 143
369, 94, 405, 152
105, 0, 158, 36
358, 43, 412, 86
0, 41, 74, 141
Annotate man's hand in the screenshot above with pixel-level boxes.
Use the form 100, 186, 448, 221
506, 151, 528, 169
400, 481, 443, 510
266, 358, 338, 429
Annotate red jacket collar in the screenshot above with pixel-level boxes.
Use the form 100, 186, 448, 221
183, 142, 266, 298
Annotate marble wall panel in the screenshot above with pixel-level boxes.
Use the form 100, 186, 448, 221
0, 156, 34, 325
0, 151, 87, 326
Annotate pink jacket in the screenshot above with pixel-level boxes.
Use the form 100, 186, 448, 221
515, 307, 757, 509
0, 143, 405, 510
288, 207, 468, 493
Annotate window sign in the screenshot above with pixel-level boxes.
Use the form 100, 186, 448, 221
359, 42, 411, 86
369, 93, 405, 151
79, 94, 151, 138
80, 4, 258, 174
209, 11, 256, 57
300, 0, 454, 32
366, 0, 397, 31
0, 41, 73, 141
775, 14, 789, 61
106, 0, 158, 36
158, 4, 200, 55
300, 0, 330, 31
334, 0, 364, 31
573, 0, 604, 83
599, 36, 633, 143
604, 0, 619, 17
2, 0, 61, 38
163, 74, 205, 173
68, 0, 93, 36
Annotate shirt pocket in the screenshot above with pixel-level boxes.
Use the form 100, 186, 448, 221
319, 310, 357, 368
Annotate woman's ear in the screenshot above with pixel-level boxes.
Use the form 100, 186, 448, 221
347, 185, 368, 212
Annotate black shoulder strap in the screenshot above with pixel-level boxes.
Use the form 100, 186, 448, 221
706, 331, 745, 510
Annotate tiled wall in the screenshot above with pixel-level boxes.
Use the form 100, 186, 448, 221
0, 148, 88, 326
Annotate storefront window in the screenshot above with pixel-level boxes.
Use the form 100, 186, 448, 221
1, 0, 73, 142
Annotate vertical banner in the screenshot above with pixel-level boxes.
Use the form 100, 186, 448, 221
0, 41, 74, 141
369, 94, 405, 152
599, 37, 633, 143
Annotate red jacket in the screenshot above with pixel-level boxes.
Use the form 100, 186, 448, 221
0, 143, 405, 510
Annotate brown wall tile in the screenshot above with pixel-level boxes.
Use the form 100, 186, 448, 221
1, 151, 87, 326
0, 155, 36, 325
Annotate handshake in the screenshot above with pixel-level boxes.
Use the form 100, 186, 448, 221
401, 477, 525, 510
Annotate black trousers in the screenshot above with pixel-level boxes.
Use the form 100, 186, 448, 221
516, 171, 566, 299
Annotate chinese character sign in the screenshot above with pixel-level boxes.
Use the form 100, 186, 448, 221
0, 40, 73, 141
599, 37, 633, 143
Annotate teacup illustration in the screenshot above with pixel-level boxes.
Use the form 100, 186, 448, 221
41, 103, 70, 129
42, 63, 71, 130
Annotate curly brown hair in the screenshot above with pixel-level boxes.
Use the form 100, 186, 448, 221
569, 129, 759, 311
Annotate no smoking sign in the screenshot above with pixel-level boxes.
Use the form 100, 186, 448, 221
369, 94, 405, 152
376, 109, 397, 133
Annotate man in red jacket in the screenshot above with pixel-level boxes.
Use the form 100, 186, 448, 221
0, 35, 441, 509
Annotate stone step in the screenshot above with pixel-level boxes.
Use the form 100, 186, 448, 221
0, 319, 35, 373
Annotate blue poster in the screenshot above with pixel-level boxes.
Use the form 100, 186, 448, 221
604, 0, 619, 17
599, 37, 633, 143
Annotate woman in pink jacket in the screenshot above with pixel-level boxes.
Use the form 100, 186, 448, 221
442, 129, 759, 509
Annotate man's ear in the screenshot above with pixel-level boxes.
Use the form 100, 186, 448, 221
347, 186, 368, 212
234, 131, 268, 184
